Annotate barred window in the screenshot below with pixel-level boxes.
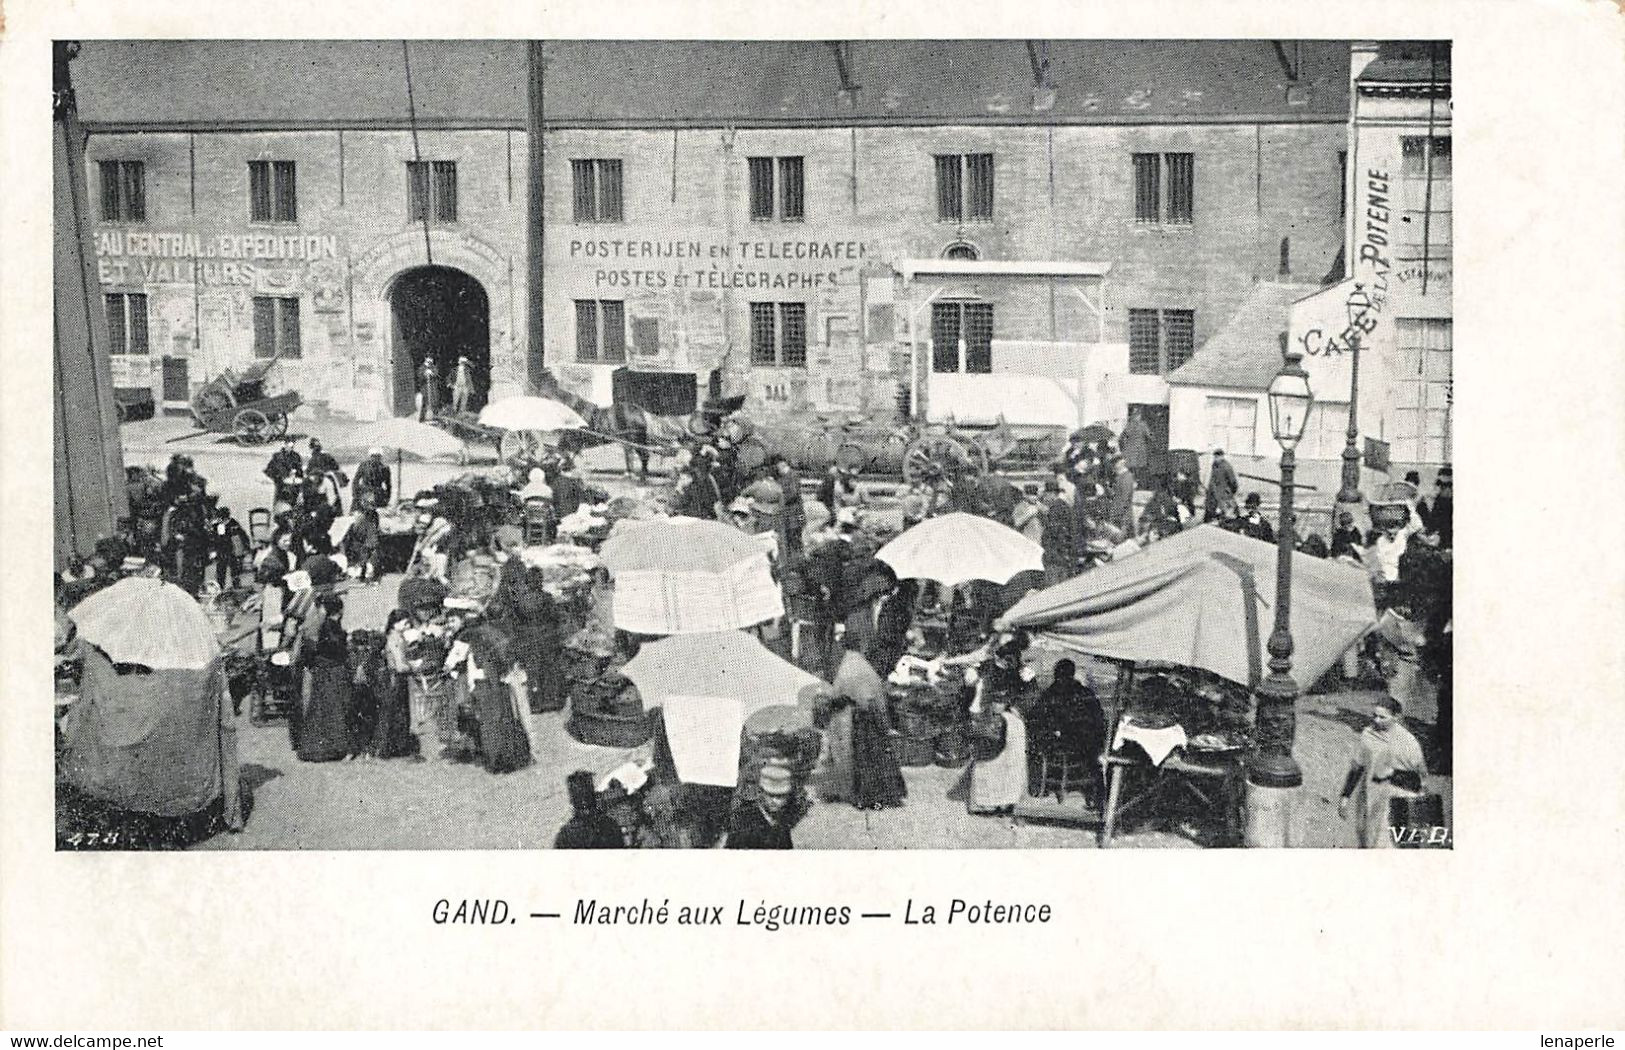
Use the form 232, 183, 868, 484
750, 302, 807, 367
747, 156, 805, 222
572, 159, 623, 222
1133, 152, 1194, 224
1129, 308, 1195, 375
574, 299, 627, 363
1164, 309, 1195, 370
252, 296, 301, 359
935, 153, 994, 222
249, 160, 297, 223
98, 161, 146, 222
1132, 154, 1160, 223
931, 301, 995, 373
408, 161, 459, 223
105, 293, 149, 355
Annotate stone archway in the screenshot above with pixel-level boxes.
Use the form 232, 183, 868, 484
351, 229, 519, 419
387, 266, 489, 417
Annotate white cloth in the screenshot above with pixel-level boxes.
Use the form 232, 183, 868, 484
659, 695, 746, 787
1113, 721, 1189, 766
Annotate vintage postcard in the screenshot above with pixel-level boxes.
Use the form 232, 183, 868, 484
4, 0, 1623, 1033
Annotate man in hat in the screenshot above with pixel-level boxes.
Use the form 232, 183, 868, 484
352, 448, 393, 512
725, 765, 798, 849
1108, 456, 1136, 536
1330, 509, 1364, 560
554, 771, 626, 849
417, 356, 439, 422
1040, 478, 1077, 585
1430, 467, 1453, 549
1339, 695, 1427, 848
1205, 448, 1239, 522
1120, 407, 1153, 487
307, 437, 340, 482
771, 455, 807, 556
1236, 493, 1276, 543
450, 355, 475, 415
265, 435, 304, 505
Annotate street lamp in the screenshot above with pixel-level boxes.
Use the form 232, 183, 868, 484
1246, 350, 1313, 847
1336, 293, 1366, 505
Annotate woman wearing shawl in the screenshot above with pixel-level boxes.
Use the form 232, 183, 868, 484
459, 623, 533, 774
367, 610, 418, 758
291, 593, 353, 762
388, 576, 454, 762
815, 637, 906, 810
1339, 695, 1428, 848
489, 526, 564, 713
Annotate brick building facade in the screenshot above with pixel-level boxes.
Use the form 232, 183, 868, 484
75, 40, 1351, 441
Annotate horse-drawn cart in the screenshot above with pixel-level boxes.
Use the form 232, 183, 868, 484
188, 355, 302, 446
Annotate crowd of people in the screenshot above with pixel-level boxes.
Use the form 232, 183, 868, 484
57, 403, 1453, 850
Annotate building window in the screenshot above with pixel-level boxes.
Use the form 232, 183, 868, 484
252, 296, 301, 359
408, 161, 459, 223
249, 160, 297, 223
930, 301, 994, 374
1205, 396, 1258, 457
1128, 308, 1195, 375
572, 159, 624, 223
574, 299, 627, 363
98, 161, 146, 222
943, 242, 979, 260
934, 153, 994, 222
104, 293, 149, 355
1391, 318, 1452, 462
748, 157, 805, 221
750, 302, 808, 368
1133, 152, 1194, 224
1398, 137, 1451, 260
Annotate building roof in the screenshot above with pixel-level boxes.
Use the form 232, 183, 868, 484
1167, 281, 1322, 390
72, 39, 1352, 131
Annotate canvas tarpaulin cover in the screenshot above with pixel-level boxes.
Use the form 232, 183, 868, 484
60, 646, 225, 817
998, 524, 1377, 688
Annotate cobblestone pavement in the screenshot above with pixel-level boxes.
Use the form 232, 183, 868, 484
122, 416, 1449, 850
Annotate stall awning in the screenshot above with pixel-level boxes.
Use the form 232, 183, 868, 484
999, 524, 1376, 688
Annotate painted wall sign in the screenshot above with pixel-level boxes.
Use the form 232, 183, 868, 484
94, 228, 343, 287
565, 236, 870, 292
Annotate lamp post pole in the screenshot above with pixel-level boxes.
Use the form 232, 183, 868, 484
1246, 351, 1312, 847
1336, 329, 1363, 505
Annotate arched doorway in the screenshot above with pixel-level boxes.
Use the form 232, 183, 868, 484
388, 265, 490, 417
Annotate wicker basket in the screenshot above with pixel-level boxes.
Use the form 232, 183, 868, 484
566, 708, 653, 748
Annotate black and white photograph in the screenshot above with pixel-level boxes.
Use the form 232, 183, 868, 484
50, 37, 1457, 852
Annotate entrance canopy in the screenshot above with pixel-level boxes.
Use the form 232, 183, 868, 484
998, 525, 1376, 689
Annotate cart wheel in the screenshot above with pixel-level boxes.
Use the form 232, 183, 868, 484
835, 441, 867, 474
903, 434, 982, 485
194, 387, 233, 420
234, 408, 271, 445
269, 413, 289, 438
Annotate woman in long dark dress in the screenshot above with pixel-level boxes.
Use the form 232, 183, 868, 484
368, 610, 418, 758
490, 528, 564, 713
817, 642, 907, 810
459, 623, 533, 774
293, 594, 352, 763
866, 578, 918, 679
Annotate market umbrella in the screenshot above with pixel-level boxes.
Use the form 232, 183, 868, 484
478, 395, 588, 433
876, 511, 1043, 587
600, 517, 763, 574
601, 519, 784, 634
1071, 422, 1115, 443
68, 576, 221, 670
331, 416, 467, 500
997, 524, 1377, 689
623, 631, 822, 786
